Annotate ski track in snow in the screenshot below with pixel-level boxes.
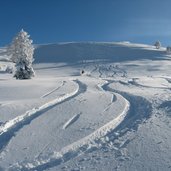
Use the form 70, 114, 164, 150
96, 82, 117, 114
102, 94, 117, 114
1, 42, 171, 171
0, 80, 87, 153
10, 81, 130, 171
164, 77, 171, 84
0, 103, 9, 107
62, 113, 81, 130
92, 64, 127, 78
41, 81, 66, 98
102, 80, 152, 133
94, 81, 117, 114
128, 77, 171, 90
3, 76, 153, 171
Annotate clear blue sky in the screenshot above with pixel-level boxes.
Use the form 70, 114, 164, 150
0, 0, 171, 46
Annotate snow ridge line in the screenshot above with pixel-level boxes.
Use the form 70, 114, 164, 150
0, 80, 82, 142
11, 84, 130, 171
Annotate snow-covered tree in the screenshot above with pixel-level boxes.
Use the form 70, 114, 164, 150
8, 29, 35, 79
154, 41, 161, 49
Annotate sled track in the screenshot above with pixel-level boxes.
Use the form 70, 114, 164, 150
0, 80, 87, 153
10, 81, 130, 171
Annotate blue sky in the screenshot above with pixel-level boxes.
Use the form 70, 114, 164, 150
0, 0, 171, 46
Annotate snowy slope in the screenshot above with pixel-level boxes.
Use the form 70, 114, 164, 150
34, 42, 167, 63
0, 42, 171, 171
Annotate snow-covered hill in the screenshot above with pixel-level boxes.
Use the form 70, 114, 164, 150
34, 42, 166, 63
0, 42, 171, 171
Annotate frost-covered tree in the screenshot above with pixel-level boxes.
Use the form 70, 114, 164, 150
9, 29, 35, 79
154, 41, 161, 49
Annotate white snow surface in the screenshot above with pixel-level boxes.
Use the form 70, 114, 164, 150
0, 42, 171, 171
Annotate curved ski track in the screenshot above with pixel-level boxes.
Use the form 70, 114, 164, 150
41, 81, 66, 98
128, 77, 171, 90
10, 80, 130, 171
0, 80, 86, 153
102, 80, 152, 134
8, 78, 152, 171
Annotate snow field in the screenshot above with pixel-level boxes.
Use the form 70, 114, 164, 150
0, 42, 171, 171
